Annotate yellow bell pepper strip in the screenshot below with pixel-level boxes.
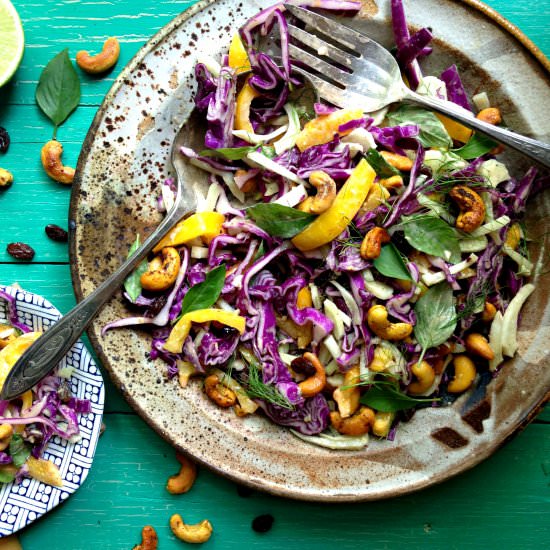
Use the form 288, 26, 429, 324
234, 78, 260, 133
296, 286, 313, 309
292, 158, 376, 252
295, 108, 364, 152
164, 309, 246, 354
436, 113, 473, 143
153, 212, 225, 253
228, 34, 251, 74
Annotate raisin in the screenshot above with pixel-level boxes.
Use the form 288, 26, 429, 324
291, 356, 316, 377
251, 514, 274, 533
0, 127, 9, 153
45, 224, 68, 242
7, 242, 35, 261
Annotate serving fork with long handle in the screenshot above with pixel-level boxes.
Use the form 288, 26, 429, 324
0, 127, 196, 401
284, 4, 550, 169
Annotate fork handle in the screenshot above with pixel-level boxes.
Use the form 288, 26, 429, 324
403, 89, 550, 169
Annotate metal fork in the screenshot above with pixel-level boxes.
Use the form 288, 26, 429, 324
285, 4, 550, 169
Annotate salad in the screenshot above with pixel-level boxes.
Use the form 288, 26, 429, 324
105, 0, 545, 449
0, 289, 91, 485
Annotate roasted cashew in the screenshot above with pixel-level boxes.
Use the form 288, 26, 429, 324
380, 151, 413, 171
465, 333, 494, 360
359, 182, 390, 214
332, 365, 360, 418
379, 175, 403, 189
449, 185, 485, 233
41, 140, 75, 184
330, 406, 375, 436
298, 171, 336, 214
372, 411, 395, 437
140, 247, 181, 292
133, 526, 158, 550
448, 355, 476, 393
0, 424, 13, 452
169, 514, 213, 544
476, 107, 502, 125
293, 352, 326, 398
166, 452, 197, 494
505, 223, 521, 250
408, 361, 435, 395
76, 37, 120, 74
0, 168, 13, 187
204, 374, 237, 407
360, 226, 390, 260
367, 305, 413, 341
481, 301, 497, 323
234, 168, 258, 193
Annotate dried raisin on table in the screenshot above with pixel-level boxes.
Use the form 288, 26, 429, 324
45, 224, 68, 242
0, 128, 10, 153
7, 242, 35, 261
251, 514, 274, 533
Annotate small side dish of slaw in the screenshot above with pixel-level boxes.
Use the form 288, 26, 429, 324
105, 0, 546, 450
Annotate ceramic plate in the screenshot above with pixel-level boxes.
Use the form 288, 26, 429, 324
70, 0, 550, 501
0, 286, 104, 535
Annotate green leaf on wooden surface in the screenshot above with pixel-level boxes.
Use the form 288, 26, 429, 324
373, 243, 413, 281
123, 235, 148, 303
247, 203, 316, 238
179, 264, 226, 317
36, 49, 81, 129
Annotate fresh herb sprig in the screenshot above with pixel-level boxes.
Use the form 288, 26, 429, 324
360, 380, 439, 412
179, 264, 226, 317
247, 203, 316, 238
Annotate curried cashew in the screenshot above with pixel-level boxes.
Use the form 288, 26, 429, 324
482, 301, 497, 323
0, 424, 13, 452
169, 514, 213, 544
372, 411, 395, 437
380, 151, 413, 171
465, 333, 495, 360
234, 169, 258, 193
505, 223, 521, 250
293, 352, 326, 398
379, 175, 403, 189
133, 526, 158, 550
76, 37, 120, 74
360, 226, 390, 260
367, 305, 413, 341
408, 361, 435, 395
449, 185, 485, 233
166, 452, 197, 494
448, 355, 477, 393
476, 107, 502, 125
330, 406, 375, 436
204, 374, 237, 407
41, 140, 75, 184
298, 171, 336, 214
332, 365, 360, 418
0, 168, 13, 187
360, 183, 390, 214
140, 247, 181, 292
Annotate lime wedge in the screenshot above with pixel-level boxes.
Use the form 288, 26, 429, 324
0, 0, 24, 87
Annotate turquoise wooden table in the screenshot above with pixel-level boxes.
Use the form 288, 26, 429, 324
1, 1, 549, 548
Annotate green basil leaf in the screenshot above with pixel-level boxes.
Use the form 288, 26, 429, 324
453, 132, 498, 160
0, 468, 16, 484
400, 214, 461, 263
387, 105, 452, 149
36, 49, 81, 127
414, 282, 456, 352
123, 235, 148, 303
373, 243, 412, 281
360, 383, 435, 412
9, 434, 30, 468
247, 203, 316, 238
180, 264, 226, 317
364, 149, 400, 178
201, 145, 275, 161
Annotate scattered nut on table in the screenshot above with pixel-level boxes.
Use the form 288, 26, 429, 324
76, 37, 120, 74
41, 140, 75, 184
0, 168, 13, 187
132, 525, 158, 550
169, 514, 213, 544
166, 452, 197, 494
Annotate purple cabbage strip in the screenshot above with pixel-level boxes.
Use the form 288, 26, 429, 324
0, 289, 31, 334
370, 125, 420, 155
314, 103, 337, 116
440, 65, 472, 111
395, 27, 433, 69
180, 146, 238, 174
197, 330, 240, 367
194, 63, 217, 111
0, 452, 12, 465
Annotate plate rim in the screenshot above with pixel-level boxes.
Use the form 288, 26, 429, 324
69, 0, 550, 502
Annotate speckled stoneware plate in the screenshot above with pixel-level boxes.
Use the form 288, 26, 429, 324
69, 0, 550, 501
0, 286, 104, 535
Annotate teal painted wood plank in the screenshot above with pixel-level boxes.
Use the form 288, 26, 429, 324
18, 415, 550, 550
